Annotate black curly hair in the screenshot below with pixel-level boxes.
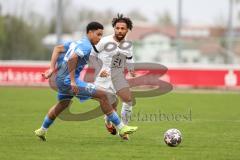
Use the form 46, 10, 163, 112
112, 14, 133, 30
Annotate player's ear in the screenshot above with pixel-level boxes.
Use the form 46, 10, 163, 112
88, 30, 93, 37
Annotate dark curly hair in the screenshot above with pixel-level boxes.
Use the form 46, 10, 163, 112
112, 14, 133, 30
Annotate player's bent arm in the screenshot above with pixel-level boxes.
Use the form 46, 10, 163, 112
126, 58, 135, 77
126, 57, 134, 71
42, 45, 66, 79
68, 53, 79, 94
50, 45, 66, 70
68, 53, 78, 83
126, 46, 135, 77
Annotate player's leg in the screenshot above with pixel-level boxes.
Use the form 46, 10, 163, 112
71, 80, 122, 129
94, 80, 118, 134
116, 87, 134, 140
112, 75, 134, 140
34, 96, 72, 141
104, 98, 118, 135
92, 88, 124, 129
113, 75, 134, 126
77, 80, 120, 126
117, 87, 133, 125
92, 95, 117, 135
104, 99, 118, 125
76, 80, 138, 136
47, 99, 72, 120
91, 87, 137, 136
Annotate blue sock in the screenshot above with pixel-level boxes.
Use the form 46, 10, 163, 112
41, 116, 54, 129
107, 112, 121, 127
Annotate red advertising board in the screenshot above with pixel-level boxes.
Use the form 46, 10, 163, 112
0, 62, 239, 88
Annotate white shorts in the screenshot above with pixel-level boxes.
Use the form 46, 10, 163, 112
94, 75, 129, 104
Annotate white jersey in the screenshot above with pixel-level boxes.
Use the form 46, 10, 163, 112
91, 34, 134, 83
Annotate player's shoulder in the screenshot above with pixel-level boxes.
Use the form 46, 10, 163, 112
76, 36, 90, 44
62, 40, 72, 46
100, 34, 114, 43
77, 37, 91, 47
73, 37, 91, 54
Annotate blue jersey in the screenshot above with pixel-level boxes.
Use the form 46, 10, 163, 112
56, 41, 71, 67
56, 36, 92, 82
55, 36, 96, 102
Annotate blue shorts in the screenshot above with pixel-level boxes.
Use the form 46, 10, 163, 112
56, 78, 97, 102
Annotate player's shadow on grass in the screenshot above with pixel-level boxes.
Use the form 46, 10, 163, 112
58, 100, 104, 121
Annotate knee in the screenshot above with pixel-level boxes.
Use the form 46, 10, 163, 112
122, 96, 132, 103
59, 100, 72, 108
98, 90, 108, 101
119, 91, 132, 103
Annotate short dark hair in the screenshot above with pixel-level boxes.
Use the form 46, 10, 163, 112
112, 14, 133, 30
86, 21, 104, 33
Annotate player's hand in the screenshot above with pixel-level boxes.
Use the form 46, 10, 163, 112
100, 70, 109, 77
70, 81, 79, 95
42, 68, 54, 79
129, 70, 136, 77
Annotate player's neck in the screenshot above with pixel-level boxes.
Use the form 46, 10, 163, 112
113, 35, 125, 43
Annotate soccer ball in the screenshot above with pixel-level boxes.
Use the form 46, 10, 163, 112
164, 128, 182, 147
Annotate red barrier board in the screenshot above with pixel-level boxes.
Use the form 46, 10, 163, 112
0, 63, 239, 88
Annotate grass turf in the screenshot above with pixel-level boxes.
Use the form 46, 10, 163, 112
0, 87, 239, 160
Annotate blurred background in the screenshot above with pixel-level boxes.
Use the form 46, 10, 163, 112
1, 2, 240, 159
0, 0, 239, 89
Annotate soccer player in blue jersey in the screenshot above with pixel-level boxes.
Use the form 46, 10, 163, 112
34, 22, 138, 141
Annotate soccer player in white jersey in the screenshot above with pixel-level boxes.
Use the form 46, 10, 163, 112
91, 14, 135, 140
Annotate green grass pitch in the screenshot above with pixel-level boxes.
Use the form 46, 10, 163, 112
0, 87, 239, 160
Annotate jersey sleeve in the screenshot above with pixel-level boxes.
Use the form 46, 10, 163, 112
62, 41, 72, 52
74, 43, 91, 58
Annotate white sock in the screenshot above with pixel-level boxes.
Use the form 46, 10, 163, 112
116, 122, 125, 130
41, 127, 48, 131
104, 115, 111, 126
121, 102, 133, 125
